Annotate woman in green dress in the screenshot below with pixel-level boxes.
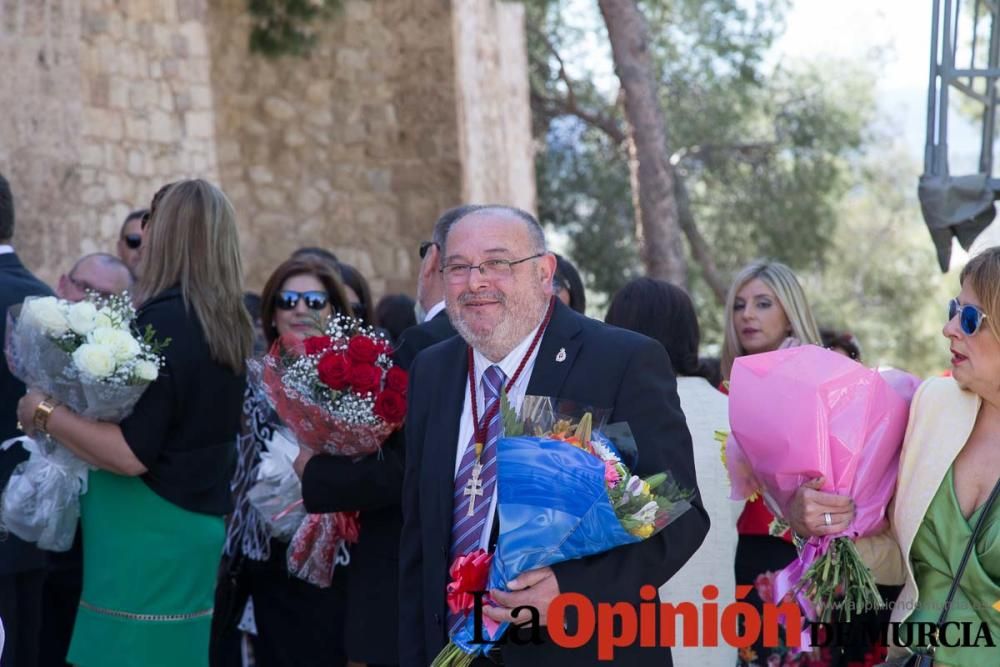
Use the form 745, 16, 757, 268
17, 180, 254, 667
788, 246, 1000, 666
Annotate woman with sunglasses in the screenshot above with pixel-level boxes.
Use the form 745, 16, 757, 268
719, 260, 823, 665
788, 247, 1000, 666
16, 180, 255, 667
215, 256, 352, 667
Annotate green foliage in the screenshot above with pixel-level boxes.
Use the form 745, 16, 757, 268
246, 0, 343, 58
531, 0, 946, 373
802, 144, 953, 377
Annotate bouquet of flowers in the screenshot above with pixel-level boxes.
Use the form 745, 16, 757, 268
432, 396, 694, 667
723, 346, 917, 625
251, 315, 407, 586
2, 294, 167, 551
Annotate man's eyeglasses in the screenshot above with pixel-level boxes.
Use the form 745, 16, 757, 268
949, 298, 990, 336
123, 233, 141, 250
419, 241, 437, 259
276, 290, 329, 311
440, 253, 545, 284
68, 274, 114, 299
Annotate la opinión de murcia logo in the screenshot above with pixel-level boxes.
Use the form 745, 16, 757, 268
465, 587, 999, 661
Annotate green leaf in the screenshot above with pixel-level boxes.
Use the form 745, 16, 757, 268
500, 388, 524, 437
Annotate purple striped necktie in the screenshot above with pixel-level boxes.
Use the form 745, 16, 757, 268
447, 363, 506, 632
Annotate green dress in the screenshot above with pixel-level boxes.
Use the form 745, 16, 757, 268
900, 466, 1000, 666
66, 470, 225, 667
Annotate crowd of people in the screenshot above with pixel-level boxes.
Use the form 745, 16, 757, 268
0, 173, 997, 667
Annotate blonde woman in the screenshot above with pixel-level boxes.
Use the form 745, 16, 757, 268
17, 180, 254, 667
720, 260, 822, 382
719, 260, 821, 664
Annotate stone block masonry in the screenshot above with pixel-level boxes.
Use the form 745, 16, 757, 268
1, 0, 533, 299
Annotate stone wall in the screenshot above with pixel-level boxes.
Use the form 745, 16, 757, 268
78, 0, 219, 255
2, 0, 534, 298
207, 0, 463, 295
0, 0, 84, 278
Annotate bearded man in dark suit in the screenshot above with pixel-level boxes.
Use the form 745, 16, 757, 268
399, 206, 709, 666
0, 172, 54, 667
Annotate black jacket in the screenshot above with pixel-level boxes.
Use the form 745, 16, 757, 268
297, 310, 457, 663
399, 300, 710, 666
0, 252, 53, 574
394, 307, 458, 369
119, 287, 245, 515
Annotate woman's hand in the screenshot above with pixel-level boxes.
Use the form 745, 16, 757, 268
15, 390, 48, 436
293, 447, 316, 479
787, 476, 855, 537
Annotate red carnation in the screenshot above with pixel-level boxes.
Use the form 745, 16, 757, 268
385, 366, 408, 394
347, 335, 380, 365
348, 363, 382, 395
303, 336, 333, 355
374, 389, 407, 423
317, 352, 350, 390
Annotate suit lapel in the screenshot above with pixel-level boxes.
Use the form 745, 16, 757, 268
427, 338, 470, 548
526, 300, 583, 399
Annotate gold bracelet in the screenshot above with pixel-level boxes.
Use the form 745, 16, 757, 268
33, 398, 60, 434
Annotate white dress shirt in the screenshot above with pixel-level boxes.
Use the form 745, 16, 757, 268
0, 244, 14, 255
452, 320, 544, 550
423, 300, 446, 323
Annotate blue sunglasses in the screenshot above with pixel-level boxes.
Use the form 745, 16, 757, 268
948, 298, 989, 335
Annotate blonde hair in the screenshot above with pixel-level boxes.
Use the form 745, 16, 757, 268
721, 260, 821, 380
135, 180, 254, 373
959, 246, 1000, 342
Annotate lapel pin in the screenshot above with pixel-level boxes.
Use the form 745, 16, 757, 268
555, 347, 567, 363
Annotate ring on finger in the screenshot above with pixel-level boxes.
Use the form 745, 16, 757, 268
823, 512, 832, 526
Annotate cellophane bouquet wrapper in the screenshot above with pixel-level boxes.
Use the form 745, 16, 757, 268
724, 346, 916, 624
246, 428, 307, 541
435, 397, 693, 665
2, 297, 163, 551
249, 322, 405, 587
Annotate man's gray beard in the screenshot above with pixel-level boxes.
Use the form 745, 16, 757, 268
449, 291, 549, 362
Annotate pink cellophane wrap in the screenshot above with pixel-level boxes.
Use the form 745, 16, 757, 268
724, 347, 917, 621
249, 337, 400, 588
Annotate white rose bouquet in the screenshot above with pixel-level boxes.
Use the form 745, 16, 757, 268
1, 293, 169, 551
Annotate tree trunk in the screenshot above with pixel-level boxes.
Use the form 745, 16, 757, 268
598, 0, 687, 286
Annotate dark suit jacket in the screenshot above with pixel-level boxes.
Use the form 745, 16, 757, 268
298, 311, 453, 663
399, 300, 710, 666
0, 252, 54, 574
394, 307, 458, 369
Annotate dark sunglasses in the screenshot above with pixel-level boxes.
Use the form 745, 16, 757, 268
123, 233, 141, 250
419, 241, 437, 259
949, 298, 990, 336
276, 290, 329, 311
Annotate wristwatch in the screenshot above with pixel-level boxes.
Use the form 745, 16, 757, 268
33, 398, 60, 434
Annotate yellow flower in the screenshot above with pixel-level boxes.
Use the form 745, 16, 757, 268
641, 481, 651, 496
632, 524, 654, 539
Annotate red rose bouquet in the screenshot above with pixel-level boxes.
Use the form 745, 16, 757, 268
253, 315, 407, 586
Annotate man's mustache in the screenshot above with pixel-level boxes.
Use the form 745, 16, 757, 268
457, 291, 506, 306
